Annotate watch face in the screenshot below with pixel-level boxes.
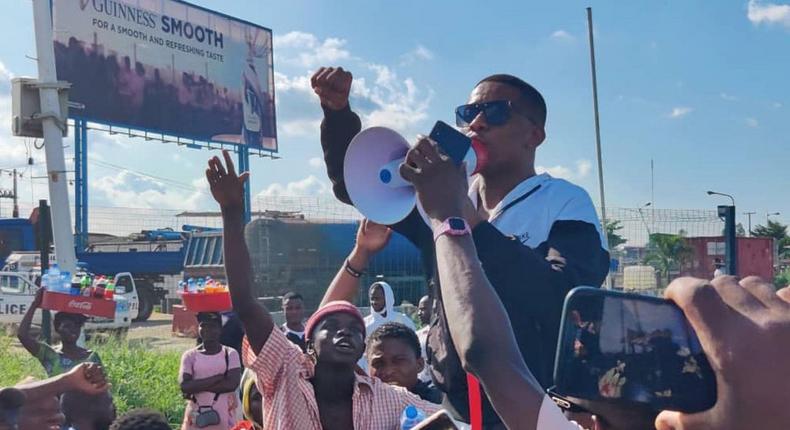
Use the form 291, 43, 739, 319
448, 218, 466, 230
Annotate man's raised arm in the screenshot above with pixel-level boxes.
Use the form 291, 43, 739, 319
206, 150, 273, 354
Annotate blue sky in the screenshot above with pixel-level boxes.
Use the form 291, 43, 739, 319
0, 0, 788, 230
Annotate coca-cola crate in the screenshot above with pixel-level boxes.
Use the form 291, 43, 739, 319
179, 292, 232, 312
41, 291, 116, 319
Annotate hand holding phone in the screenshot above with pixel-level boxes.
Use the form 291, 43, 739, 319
429, 121, 471, 166
553, 287, 717, 416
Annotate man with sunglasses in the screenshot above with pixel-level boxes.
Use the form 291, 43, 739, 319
312, 66, 609, 428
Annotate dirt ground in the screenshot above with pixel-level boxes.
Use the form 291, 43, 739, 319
125, 312, 196, 351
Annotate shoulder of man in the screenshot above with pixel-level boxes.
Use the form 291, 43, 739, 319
539, 176, 595, 205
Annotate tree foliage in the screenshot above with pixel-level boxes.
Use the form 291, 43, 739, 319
643, 232, 693, 285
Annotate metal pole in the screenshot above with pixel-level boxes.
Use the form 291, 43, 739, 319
238, 147, 251, 224
38, 199, 52, 343
74, 119, 89, 251
743, 212, 755, 237
587, 7, 608, 232
12, 169, 19, 218
31, 0, 77, 273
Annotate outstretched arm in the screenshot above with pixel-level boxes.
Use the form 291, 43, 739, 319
321, 219, 392, 307
206, 150, 273, 354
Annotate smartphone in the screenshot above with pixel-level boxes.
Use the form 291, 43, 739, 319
429, 121, 471, 165
411, 410, 459, 430
554, 287, 717, 414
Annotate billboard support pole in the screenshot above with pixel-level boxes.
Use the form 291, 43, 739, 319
31, 0, 78, 273
74, 119, 89, 251
238, 147, 251, 224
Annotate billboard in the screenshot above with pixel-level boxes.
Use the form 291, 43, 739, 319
52, 0, 277, 152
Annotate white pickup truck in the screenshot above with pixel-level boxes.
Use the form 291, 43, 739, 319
0, 271, 137, 334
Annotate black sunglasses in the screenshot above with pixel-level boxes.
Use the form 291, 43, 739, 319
455, 100, 533, 127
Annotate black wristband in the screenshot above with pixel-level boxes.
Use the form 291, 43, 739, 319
344, 259, 364, 278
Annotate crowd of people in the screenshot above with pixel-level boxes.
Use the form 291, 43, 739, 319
2, 65, 790, 430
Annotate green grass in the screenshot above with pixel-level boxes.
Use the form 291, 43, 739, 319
0, 335, 186, 429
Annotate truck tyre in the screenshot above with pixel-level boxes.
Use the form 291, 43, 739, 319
134, 287, 155, 322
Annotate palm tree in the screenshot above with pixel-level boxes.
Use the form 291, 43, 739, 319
605, 220, 627, 249
643, 232, 693, 286
752, 220, 790, 258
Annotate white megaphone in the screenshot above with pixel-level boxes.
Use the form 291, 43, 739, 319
344, 124, 488, 225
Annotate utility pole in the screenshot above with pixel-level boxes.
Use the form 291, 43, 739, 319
587, 7, 608, 232
31, 0, 78, 273
743, 211, 756, 237
12, 168, 19, 218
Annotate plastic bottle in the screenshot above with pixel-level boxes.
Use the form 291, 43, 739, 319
187, 278, 197, 293
60, 271, 71, 294
48, 264, 61, 293
197, 278, 205, 293
94, 277, 106, 298
400, 405, 426, 430
104, 281, 115, 300
70, 275, 81, 296
80, 275, 91, 296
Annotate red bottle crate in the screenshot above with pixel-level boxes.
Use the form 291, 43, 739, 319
41, 291, 116, 318
179, 292, 232, 312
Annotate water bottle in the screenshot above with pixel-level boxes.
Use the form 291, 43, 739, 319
70, 275, 81, 296
48, 264, 61, 293
187, 278, 197, 293
197, 278, 205, 292
60, 271, 71, 294
400, 405, 426, 430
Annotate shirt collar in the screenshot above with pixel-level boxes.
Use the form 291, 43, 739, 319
469, 173, 551, 220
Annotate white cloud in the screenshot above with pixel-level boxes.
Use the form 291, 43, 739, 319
308, 157, 323, 169
746, 117, 759, 127
747, 0, 790, 27
536, 160, 592, 180
401, 45, 434, 64
550, 30, 576, 42
90, 170, 211, 210
773, 101, 783, 108
256, 175, 329, 198
280, 118, 321, 138
272, 31, 433, 137
668, 107, 693, 119
274, 71, 313, 94
720, 92, 738, 101
0, 61, 13, 83
358, 65, 432, 130
274, 31, 351, 68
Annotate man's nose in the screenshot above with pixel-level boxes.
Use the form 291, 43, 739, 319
468, 111, 487, 132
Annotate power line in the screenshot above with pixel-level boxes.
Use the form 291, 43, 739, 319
88, 158, 209, 194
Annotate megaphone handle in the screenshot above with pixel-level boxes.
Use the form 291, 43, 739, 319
379, 157, 411, 189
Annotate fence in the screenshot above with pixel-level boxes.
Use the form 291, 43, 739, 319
8, 198, 728, 305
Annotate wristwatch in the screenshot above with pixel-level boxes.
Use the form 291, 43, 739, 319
433, 217, 472, 241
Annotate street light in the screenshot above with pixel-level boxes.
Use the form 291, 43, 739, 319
767, 212, 781, 224
631, 202, 653, 237
707, 190, 737, 276
706, 190, 735, 206
743, 211, 756, 236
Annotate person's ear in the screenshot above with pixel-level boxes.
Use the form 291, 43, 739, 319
526, 125, 546, 149
416, 356, 425, 373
